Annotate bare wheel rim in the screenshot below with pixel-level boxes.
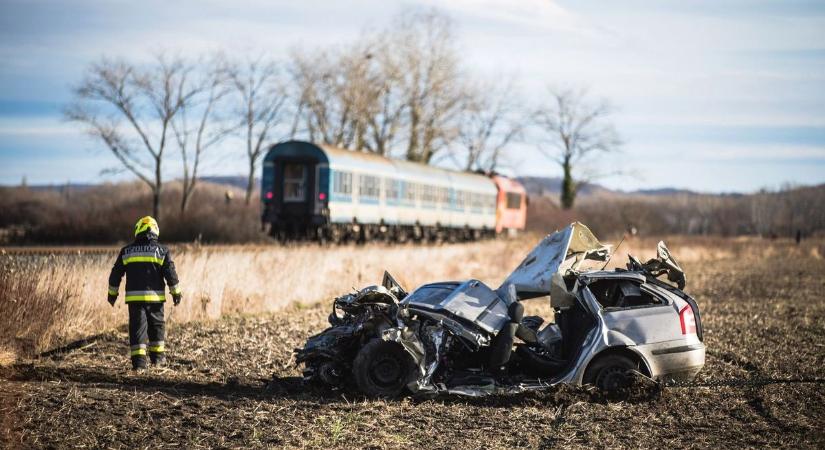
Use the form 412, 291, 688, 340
369, 355, 403, 387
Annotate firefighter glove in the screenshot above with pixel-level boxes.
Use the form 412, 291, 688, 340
107, 295, 117, 306
172, 293, 182, 306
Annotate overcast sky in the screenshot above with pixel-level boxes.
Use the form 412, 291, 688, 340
1, 0, 823, 192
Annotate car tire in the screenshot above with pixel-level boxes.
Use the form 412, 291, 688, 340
352, 339, 416, 398
583, 353, 638, 392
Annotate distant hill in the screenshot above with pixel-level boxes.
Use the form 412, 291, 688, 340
201, 176, 257, 191
516, 176, 699, 198
10, 176, 256, 193
517, 176, 610, 197
23, 183, 98, 192
629, 187, 698, 196
5, 175, 806, 201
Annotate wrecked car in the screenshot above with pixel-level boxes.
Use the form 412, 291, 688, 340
295, 222, 705, 397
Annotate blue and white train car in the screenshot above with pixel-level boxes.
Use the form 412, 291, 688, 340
261, 140, 501, 242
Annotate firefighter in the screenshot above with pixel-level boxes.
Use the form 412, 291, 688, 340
107, 216, 182, 370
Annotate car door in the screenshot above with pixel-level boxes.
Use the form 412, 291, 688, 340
598, 282, 684, 345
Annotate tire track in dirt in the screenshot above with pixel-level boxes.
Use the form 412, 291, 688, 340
708, 349, 803, 434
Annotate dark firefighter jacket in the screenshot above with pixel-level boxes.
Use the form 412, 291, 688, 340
108, 233, 181, 302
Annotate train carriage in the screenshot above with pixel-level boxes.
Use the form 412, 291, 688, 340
261, 140, 525, 242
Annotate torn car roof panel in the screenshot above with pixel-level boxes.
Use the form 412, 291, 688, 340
500, 222, 610, 299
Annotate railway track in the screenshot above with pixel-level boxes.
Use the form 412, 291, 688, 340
0, 246, 119, 256
0, 237, 507, 256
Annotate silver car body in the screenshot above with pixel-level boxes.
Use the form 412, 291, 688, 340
550, 271, 705, 387
386, 222, 705, 395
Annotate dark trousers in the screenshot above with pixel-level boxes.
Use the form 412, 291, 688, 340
128, 303, 165, 363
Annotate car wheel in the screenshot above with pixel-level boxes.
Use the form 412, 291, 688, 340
352, 339, 416, 398
317, 361, 346, 387
584, 354, 638, 393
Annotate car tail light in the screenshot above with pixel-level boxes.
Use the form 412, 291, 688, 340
679, 305, 697, 335
319, 192, 326, 201
265, 191, 273, 200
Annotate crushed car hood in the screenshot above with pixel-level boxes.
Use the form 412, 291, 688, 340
401, 280, 510, 345
500, 222, 610, 300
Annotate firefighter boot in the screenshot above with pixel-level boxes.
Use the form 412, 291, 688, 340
132, 356, 148, 370
130, 344, 148, 370
149, 341, 166, 366
149, 353, 166, 366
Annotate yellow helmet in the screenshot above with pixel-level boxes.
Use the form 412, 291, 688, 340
134, 216, 160, 237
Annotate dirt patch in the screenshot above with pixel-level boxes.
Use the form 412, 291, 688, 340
1, 241, 825, 449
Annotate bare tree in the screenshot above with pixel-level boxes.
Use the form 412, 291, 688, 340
393, 10, 465, 163
287, 10, 464, 163
227, 56, 289, 205
457, 78, 523, 172
533, 87, 622, 209
171, 57, 233, 213
289, 40, 400, 153
66, 55, 196, 220
290, 50, 339, 145
290, 47, 373, 150
363, 42, 408, 156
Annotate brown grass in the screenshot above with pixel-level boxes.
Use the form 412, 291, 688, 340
0, 236, 823, 448
2, 233, 814, 360
0, 181, 264, 245
0, 238, 531, 359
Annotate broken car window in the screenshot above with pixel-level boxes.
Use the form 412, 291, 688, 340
587, 280, 664, 309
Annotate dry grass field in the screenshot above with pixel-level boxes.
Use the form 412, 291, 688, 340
0, 239, 535, 360
1, 235, 824, 448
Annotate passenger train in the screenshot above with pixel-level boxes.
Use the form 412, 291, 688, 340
261, 140, 527, 242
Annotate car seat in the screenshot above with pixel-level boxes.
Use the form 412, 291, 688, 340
487, 301, 524, 370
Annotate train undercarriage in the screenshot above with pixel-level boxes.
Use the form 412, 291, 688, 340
267, 220, 499, 244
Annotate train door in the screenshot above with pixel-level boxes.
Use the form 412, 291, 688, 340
278, 160, 316, 219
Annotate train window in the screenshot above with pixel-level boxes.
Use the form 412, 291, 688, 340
421, 185, 436, 206
333, 171, 352, 195
386, 178, 400, 201
468, 192, 480, 212
404, 182, 417, 205
506, 192, 522, 209
283, 163, 306, 202
455, 190, 465, 211
359, 175, 380, 201
437, 187, 448, 207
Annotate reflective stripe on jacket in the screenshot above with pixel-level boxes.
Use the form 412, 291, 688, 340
108, 233, 180, 303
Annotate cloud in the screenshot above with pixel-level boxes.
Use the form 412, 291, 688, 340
422, 0, 582, 32
0, 117, 77, 137
0, 0, 823, 191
